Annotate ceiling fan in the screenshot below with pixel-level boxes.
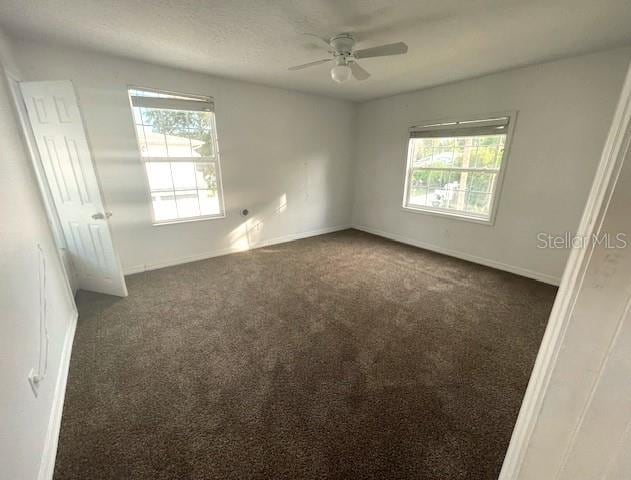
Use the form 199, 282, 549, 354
289, 33, 408, 83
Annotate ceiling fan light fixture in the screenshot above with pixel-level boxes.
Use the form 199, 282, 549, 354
289, 32, 408, 84
331, 63, 351, 83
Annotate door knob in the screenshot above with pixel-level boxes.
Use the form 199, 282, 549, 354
92, 212, 112, 220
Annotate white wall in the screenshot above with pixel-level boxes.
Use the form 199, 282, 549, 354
352, 47, 631, 284
0, 29, 77, 480
12, 40, 356, 274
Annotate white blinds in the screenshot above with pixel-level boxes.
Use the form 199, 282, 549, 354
130, 92, 214, 112
409, 116, 509, 138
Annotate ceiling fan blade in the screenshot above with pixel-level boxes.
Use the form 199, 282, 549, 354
349, 61, 370, 81
354, 42, 408, 59
288, 58, 332, 71
301, 33, 332, 50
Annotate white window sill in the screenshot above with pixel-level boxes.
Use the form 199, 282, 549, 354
152, 214, 226, 226
401, 205, 495, 226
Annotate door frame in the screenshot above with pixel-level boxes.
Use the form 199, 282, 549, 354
499, 61, 631, 479
4, 68, 77, 301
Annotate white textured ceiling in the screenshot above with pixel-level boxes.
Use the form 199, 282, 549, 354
1, 0, 631, 101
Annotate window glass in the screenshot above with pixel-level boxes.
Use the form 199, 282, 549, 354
403, 117, 510, 222
129, 88, 224, 223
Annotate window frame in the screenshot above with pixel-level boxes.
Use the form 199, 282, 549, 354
401, 111, 516, 226
127, 85, 226, 226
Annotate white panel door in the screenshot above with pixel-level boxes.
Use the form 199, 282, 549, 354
558, 299, 631, 480
20, 80, 127, 297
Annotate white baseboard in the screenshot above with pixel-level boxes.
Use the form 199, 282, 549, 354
352, 224, 561, 286
37, 310, 78, 480
124, 224, 351, 275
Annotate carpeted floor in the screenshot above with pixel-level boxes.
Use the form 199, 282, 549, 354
54, 229, 556, 480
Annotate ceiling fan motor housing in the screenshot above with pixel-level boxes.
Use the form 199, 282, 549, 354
330, 33, 356, 64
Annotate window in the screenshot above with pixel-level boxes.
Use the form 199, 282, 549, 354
402, 115, 512, 223
128, 87, 225, 224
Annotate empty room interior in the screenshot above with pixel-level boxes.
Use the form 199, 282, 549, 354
3, 1, 631, 479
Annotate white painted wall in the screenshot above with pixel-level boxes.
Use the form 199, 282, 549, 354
12, 40, 356, 274
0, 29, 77, 480
352, 47, 631, 284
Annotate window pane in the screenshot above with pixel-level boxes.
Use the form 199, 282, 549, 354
145, 163, 173, 191
480, 134, 501, 147
408, 185, 428, 206
465, 192, 491, 215
198, 189, 220, 216
464, 144, 478, 168
434, 171, 461, 209
452, 145, 465, 167
141, 107, 157, 127
411, 139, 433, 167
466, 172, 495, 194
152, 192, 177, 221
494, 138, 506, 169
189, 112, 214, 157
406, 166, 498, 217
436, 171, 460, 209
171, 162, 197, 190
408, 169, 428, 206
192, 134, 213, 157
434, 146, 454, 167
188, 112, 210, 131
132, 107, 143, 125
195, 163, 216, 190
129, 88, 225, 222
165, 132, 193, 157
404, 126, 507, 220
145, 130, 168, 156
175, 190, 200, 218
134, 124, 147, 154
427, 170, 444, 189
475, 146, 497, 169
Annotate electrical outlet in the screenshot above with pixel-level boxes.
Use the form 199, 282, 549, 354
28, 368, 40, 398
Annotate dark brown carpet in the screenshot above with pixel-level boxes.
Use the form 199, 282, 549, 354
54, 229, 556, 480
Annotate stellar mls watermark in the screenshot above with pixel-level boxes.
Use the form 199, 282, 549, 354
536, 232, 628, 249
